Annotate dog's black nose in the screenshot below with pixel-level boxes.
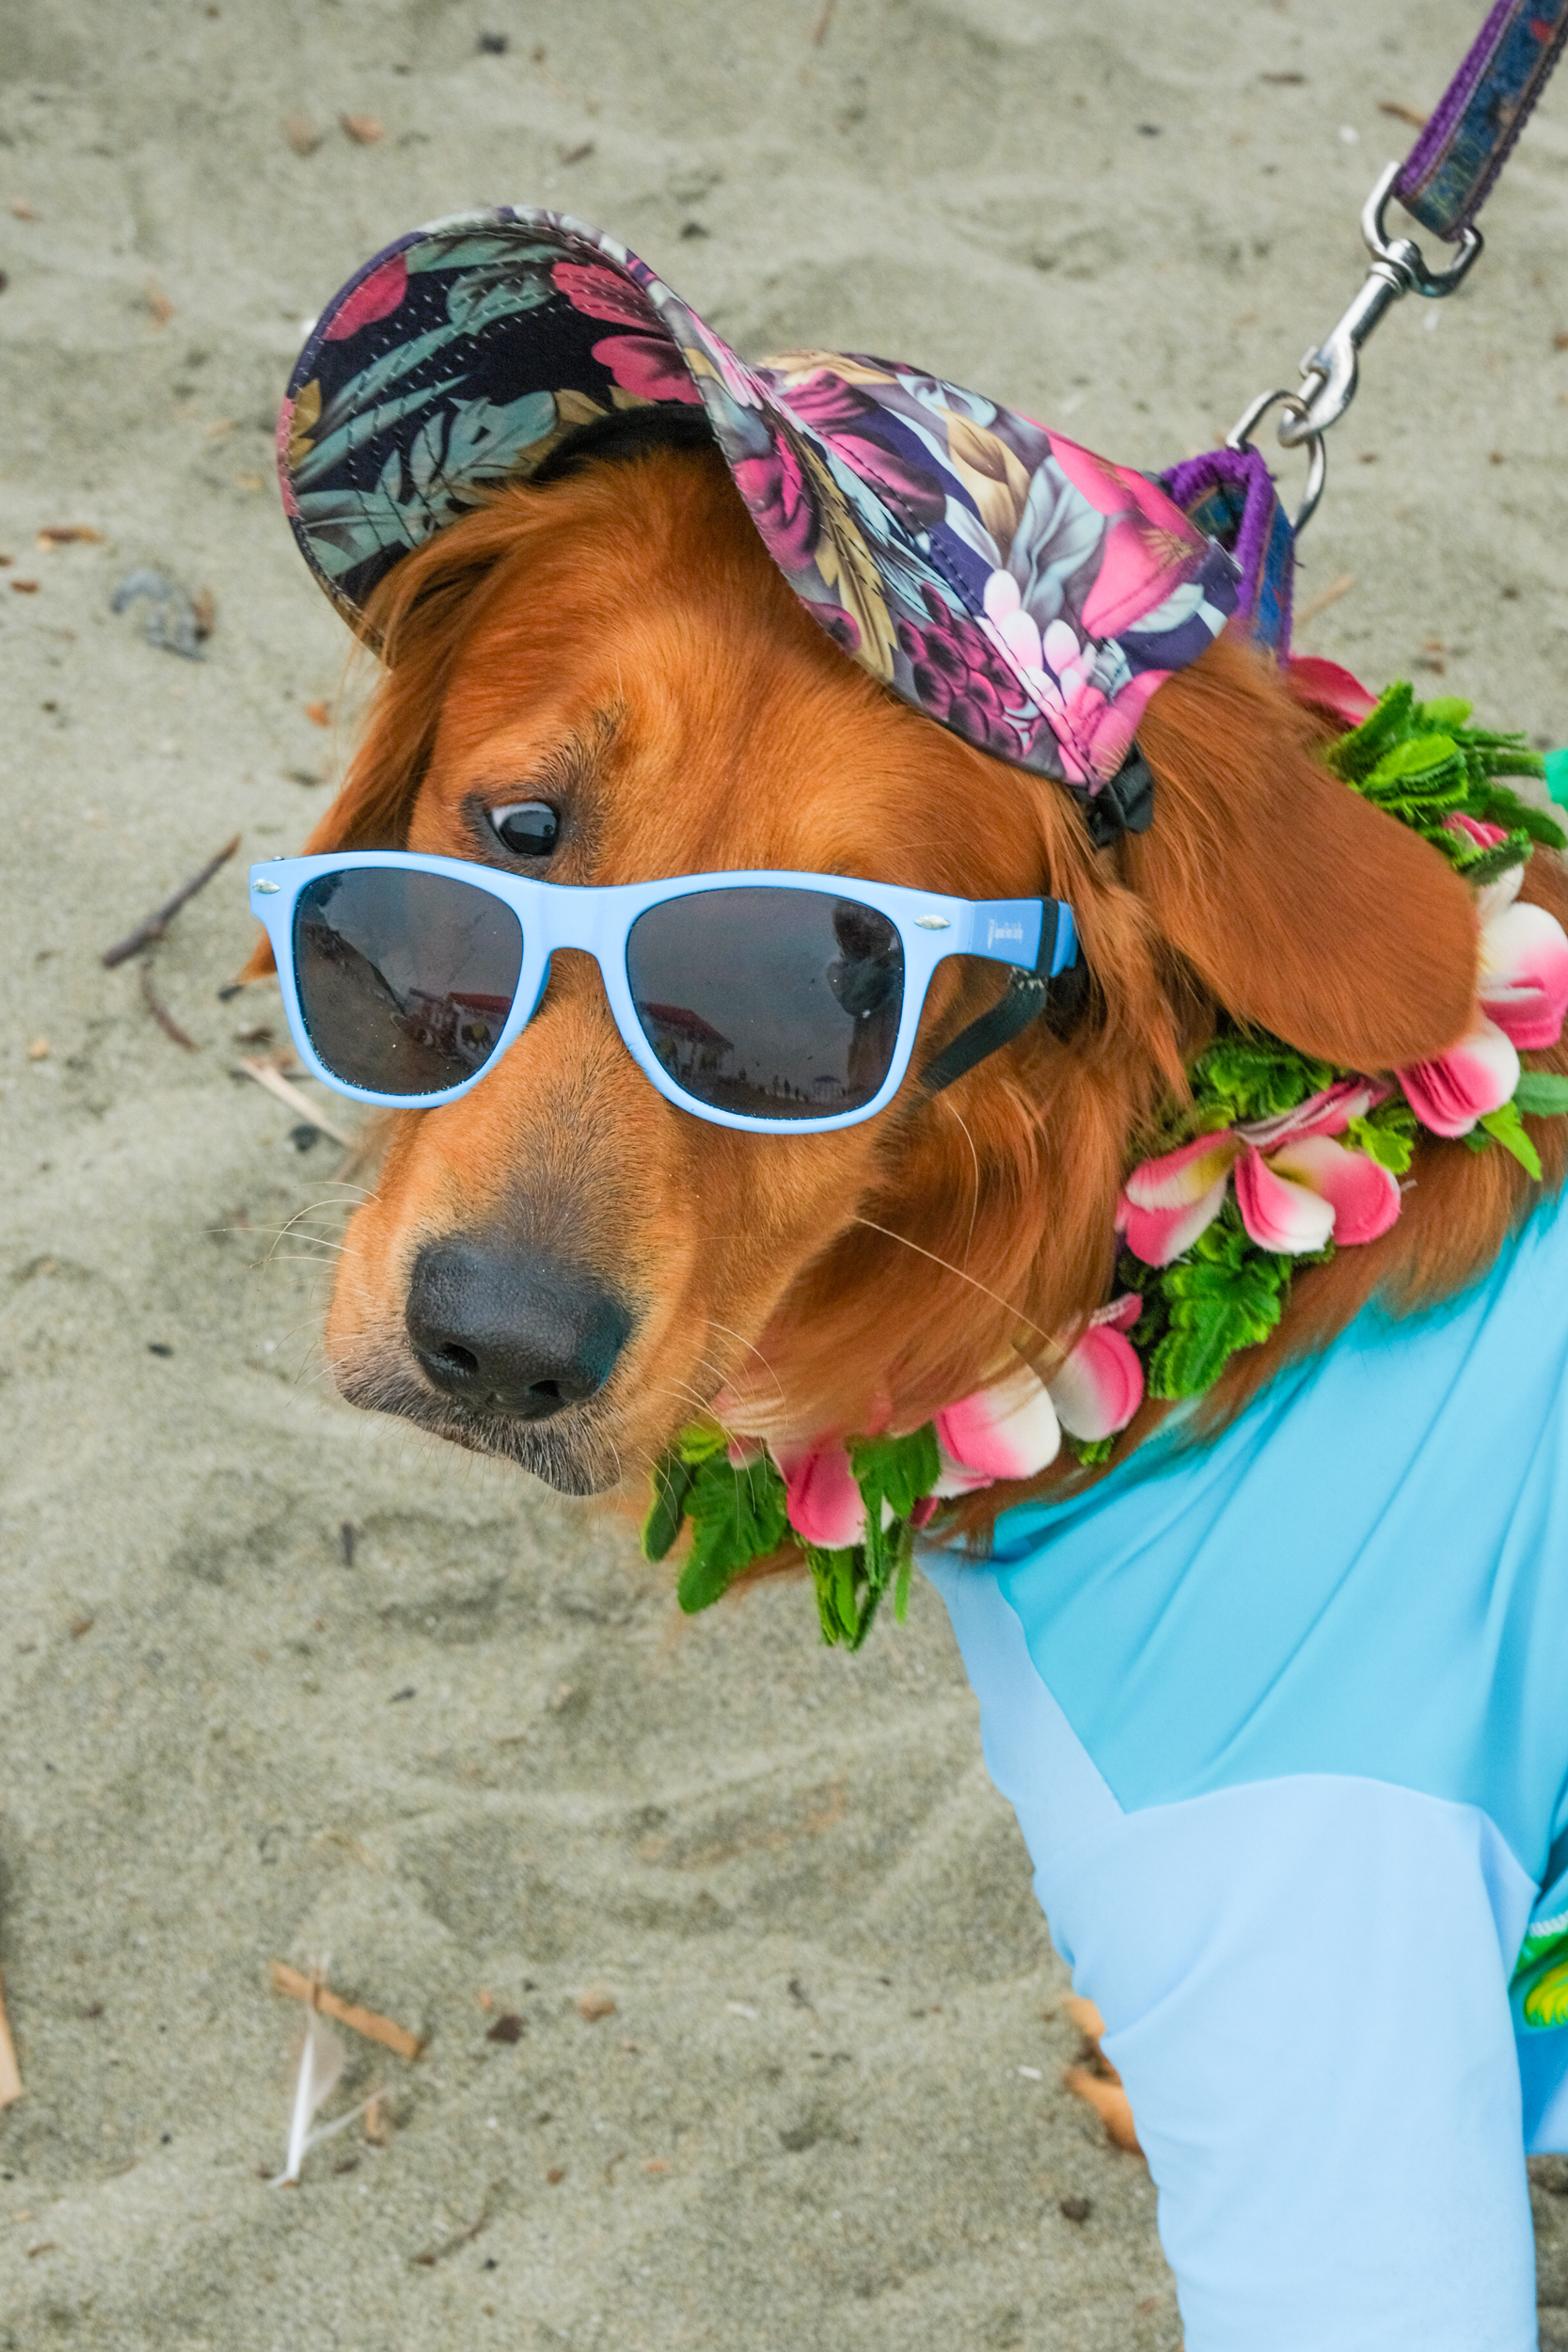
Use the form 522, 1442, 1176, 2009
405, 1240, 631, 1419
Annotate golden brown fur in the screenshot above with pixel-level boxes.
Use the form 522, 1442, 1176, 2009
246, 443, 1568, 1518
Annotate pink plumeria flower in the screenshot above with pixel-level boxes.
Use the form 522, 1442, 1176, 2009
1397, 829, 1568, 1136
932, 1300, 1146, 1492
934, 1362, 1064, 1489
1046, 1294, 1146, 1442
1118, 1081, 1401, 1267
772, 1439, 866, 1550
1473, 854, 1568, 1053
769, 1307, 1148, 1544
1284, 655, 1377, 730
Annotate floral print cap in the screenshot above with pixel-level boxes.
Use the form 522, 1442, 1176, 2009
279, 207, 1240, 794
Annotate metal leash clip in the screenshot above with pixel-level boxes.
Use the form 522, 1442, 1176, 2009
1229, 160, 1484, 533
1226, 387, 1328, 534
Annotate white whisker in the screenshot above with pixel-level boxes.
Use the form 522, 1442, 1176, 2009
705, 1319, 784, 1398
937, 1097, 983, 1267
848, 1211, 1054, 1349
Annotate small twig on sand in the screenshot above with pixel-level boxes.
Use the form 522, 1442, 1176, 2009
139, 961, 198, 1051
102, 834, 241, 967
236, 1057, 356, 1150
1377, 99, 1429, 129
811, 0, 836, 40
270, 1960, 423, 2059
0, 1967, 24, 2107
1295, 571, 1355, 628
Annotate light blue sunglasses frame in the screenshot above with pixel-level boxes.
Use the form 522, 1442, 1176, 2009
249, 850, 1078, 1136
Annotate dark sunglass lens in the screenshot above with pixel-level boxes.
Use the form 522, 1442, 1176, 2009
626, 887, 904, 1121
293, 868, 523, 1097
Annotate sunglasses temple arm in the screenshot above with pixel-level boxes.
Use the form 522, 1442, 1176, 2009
916, 899, 1079, 1099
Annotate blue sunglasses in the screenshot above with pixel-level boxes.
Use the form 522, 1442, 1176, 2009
249, 852, 1077, 1136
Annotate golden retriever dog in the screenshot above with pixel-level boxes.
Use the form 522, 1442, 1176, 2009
250, 210, 1568, 2344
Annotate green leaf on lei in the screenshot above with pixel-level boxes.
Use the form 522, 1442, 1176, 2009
675, 1450, 789, 1615
676, 1420, 730, 1466
849, 1426, 941, 1524
1323, 679, 1418, 784
1346, 1096, 1418, 1176
642, 1420, 938, 1649
1479, 1097, 1544, 1181
642, 1453, 697, 1564
801, 1537, 891, 1651
1513, 1072, 1568, 1117
1187, 1033, 1334, 1125
1515, 1910, 1568, 2030
1145, 1214, 1300, 1400
1326, 683, 1563, 855
894, 1549, 913, 1625
1474, 785, 1565, 850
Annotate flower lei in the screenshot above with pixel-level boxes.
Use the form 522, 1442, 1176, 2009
643, 680, 1568, 1649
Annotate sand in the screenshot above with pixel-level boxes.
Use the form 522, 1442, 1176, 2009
3, 1, 1568, 2344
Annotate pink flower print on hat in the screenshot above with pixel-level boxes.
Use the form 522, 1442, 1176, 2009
978, 577, 1152, 785
731, 437, 820, 572
322, 252, 408, 342
592, 333, 704, 405
549, 259, 654, 327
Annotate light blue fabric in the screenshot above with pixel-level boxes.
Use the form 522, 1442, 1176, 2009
925, 1198, 1568, 2347
987, 1199, 1568, 1867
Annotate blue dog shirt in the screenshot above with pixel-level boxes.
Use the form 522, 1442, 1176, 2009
927, 1198, 1568, 2351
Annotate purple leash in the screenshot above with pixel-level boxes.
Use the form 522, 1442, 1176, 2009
1399, 0, 1568, 243
1226, 0, 1568, 534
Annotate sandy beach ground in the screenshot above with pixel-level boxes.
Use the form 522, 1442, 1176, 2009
4, 2, 1568, 2345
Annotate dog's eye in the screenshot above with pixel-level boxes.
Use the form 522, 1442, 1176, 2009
489, 801, 561, 858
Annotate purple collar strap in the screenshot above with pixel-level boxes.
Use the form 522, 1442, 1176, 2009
278, 209, 1239, 798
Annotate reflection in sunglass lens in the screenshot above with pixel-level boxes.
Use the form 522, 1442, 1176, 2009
293, 868, 523, 1097
626, 886, 904, 1121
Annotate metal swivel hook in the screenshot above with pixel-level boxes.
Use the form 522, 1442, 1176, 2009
1228, 161, 1484, 532
1276, 161, 1483, 447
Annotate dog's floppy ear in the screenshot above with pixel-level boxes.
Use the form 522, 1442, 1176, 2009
236, 512, 520, 981
1130, 633, 1478, 1069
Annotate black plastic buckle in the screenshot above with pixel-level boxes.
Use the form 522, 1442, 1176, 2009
1081, 745, 1154, 849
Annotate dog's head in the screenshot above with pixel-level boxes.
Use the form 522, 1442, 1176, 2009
249, 434, 1478, 1500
